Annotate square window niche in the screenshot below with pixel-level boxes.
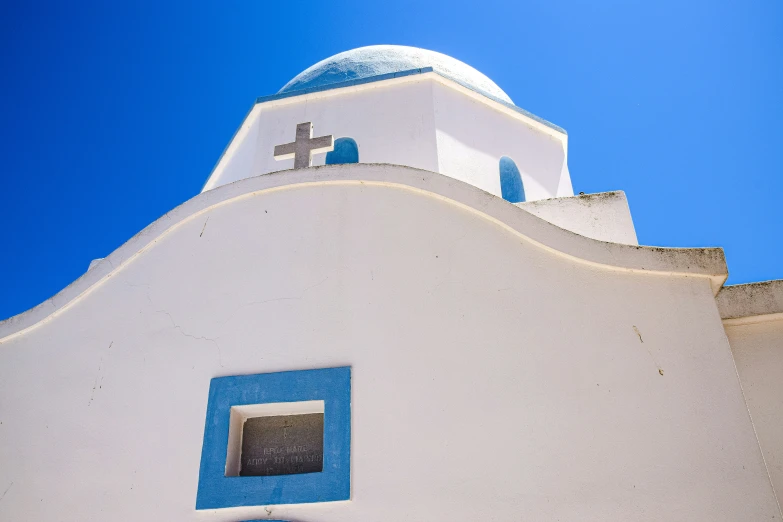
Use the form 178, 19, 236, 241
196, 367, 351, 510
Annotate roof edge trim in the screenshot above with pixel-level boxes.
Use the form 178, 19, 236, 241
717, 280, 783, 323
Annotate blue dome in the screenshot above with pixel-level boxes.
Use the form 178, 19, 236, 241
279, 45, 513, 105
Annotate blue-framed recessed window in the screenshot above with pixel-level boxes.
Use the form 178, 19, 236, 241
196, 367, 351, 509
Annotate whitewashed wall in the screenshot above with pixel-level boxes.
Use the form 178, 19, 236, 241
256, 81, 440, 175
203, 74, 572, 202
0, 165, 776, 521
726, 318, 783, 507
431, 81, 568, 199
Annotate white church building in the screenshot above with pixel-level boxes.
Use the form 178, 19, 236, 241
1, 45, 781, 521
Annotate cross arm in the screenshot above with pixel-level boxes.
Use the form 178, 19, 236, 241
308, 135, 334, 154
273, 142, 296, 161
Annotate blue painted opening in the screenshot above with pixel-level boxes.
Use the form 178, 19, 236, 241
325, 137, 359, 165
196, 367, 351, 509
499, 156, 525, 203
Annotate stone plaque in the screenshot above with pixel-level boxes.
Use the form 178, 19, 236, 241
240, 413, 324, 476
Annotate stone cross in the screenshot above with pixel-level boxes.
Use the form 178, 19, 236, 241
273, 122, 334, 169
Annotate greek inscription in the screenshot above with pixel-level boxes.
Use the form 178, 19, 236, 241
240, 413, 324, 476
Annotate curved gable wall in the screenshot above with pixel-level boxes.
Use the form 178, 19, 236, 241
1, 165, 772, 521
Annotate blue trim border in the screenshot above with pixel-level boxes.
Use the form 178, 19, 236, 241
196, 367, 351, 509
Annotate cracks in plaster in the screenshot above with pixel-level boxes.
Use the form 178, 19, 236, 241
428, 273, 462, 296
125, 282, 154, 307
633, 325, 644, 343
633, 325, 663, 376
126, 277, 334, 369
0, 482, 12, 504
155, 310, 224, 368
217, 276, 331, 329
200, 217, 210, 238
246, 275, 330, 305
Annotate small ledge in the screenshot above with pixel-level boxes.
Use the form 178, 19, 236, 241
516, 191, 638, 246
717, 280, 783, 323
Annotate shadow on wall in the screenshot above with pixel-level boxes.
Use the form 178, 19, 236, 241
500, 156, 525, 203
326, 138, 359, 165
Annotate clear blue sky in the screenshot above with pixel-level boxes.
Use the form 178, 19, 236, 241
1, 0, 781, 321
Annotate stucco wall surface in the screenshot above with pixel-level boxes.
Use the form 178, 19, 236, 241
727, 318, 783, 509
516, 191, 638, 245
0, 165, 774, 521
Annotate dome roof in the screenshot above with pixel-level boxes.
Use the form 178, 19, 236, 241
278, 45, 513, 105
